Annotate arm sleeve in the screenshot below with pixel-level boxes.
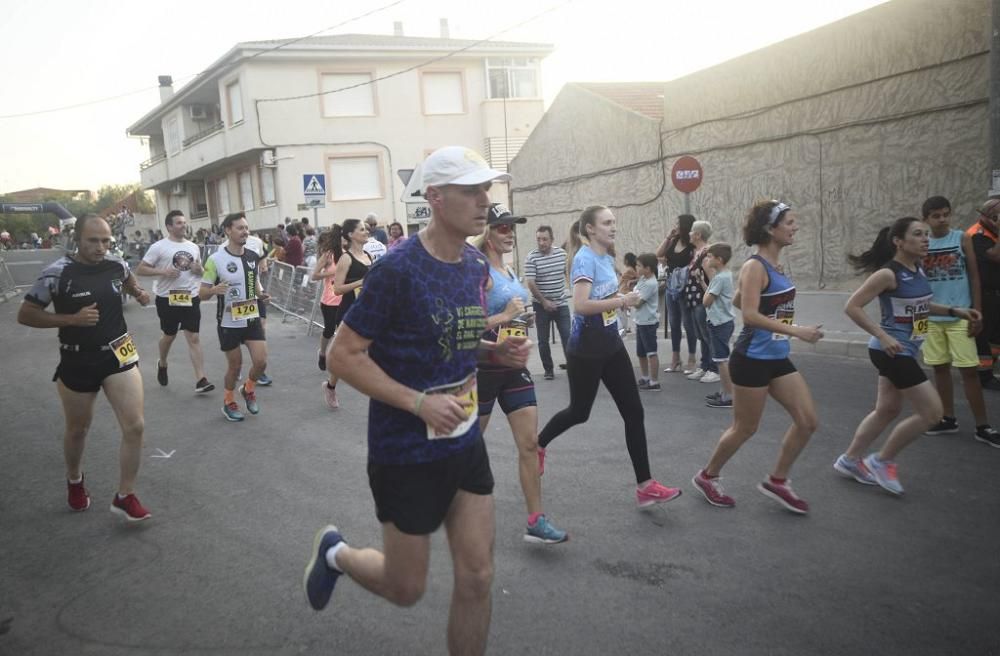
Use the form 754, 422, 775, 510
24, 263, 61, 307
140, 241, 160, 268
570, 250, 594, 285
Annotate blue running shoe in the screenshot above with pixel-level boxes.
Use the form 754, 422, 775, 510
256, 373, 273, 386
833, 454, 876, 485
303, 525, 344, 610
863, 454, 904, 496
523, 515, 568, 544
240, 384, 259, 415
222, 401, 244, 422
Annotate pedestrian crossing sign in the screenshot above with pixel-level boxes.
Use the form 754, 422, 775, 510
303, 174, 326, 196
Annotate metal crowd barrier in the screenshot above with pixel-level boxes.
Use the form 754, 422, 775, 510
261, 261, 323, 336
0, 256, 20, 303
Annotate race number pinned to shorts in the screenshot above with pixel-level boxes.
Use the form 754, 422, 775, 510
602, 309, 618, 327
772, 306, 795, 341
424, 373, 478, 440
109, 333, 139, 367
168, 289, 193, 307
231, 298, 260, 321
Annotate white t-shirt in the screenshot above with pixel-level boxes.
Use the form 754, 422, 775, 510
141, 238, 203, 297
363, 238, 387, 262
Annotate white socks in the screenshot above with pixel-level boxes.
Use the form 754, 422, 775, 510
325, 541, 346, 572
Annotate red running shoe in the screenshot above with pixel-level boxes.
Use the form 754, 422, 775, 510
757, 480, 809, 515
110, 493, 151, 522
692, 471, 735, 508
67, 476, 90, 511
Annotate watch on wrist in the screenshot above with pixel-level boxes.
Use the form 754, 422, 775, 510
948, 307, 956, 317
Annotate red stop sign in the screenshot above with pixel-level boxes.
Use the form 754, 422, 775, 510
671, 156, 703, 194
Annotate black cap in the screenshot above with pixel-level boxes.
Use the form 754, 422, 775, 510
488, 203, 527, 226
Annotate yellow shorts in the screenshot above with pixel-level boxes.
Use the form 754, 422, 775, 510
922, 320, 979, 368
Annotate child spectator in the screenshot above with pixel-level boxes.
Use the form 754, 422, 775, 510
703, 243, 735, 408
634, 253, 662, 391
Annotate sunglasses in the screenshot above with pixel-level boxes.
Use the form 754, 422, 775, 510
491, 223, 514, 235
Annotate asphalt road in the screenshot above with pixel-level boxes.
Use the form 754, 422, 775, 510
1, 294, 998, 655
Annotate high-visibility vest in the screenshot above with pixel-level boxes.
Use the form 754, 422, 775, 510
966, 221, 998, 244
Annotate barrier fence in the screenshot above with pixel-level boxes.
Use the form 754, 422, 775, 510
0, 257, 20, 303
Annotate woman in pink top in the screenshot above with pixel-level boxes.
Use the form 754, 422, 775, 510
312, 226, 344, 407
387, 221, 406, 249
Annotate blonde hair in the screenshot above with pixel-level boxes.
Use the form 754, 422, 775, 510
468, 226, 490, 253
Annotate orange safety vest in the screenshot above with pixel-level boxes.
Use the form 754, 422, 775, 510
966, 220, 998, 243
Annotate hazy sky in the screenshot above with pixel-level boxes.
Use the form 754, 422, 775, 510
0, 0, 886, 192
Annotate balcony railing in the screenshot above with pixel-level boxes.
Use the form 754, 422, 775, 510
182, 121, 224, 148
483, 136, 528, 172
139, 152, 167, 171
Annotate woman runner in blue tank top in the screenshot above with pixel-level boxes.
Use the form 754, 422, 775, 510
473, 204, 567, 544
838, 217, 980, 496
693, 200, 824, 514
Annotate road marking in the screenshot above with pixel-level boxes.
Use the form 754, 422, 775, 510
151, 448, 175, 458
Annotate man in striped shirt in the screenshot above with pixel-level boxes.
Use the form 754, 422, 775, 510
525, 225, 570, 380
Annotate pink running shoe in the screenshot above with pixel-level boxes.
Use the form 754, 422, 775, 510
636, 480, 682, 508
110, 493, 151, 522
692, 471, 735, 508
67, 476, 90, 512
537, 447, 545, 476
757, 480, 809, 514
323, 382, 340, 410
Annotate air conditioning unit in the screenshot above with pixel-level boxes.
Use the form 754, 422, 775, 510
260, 150, 276, 167
188, 105, 208, 120
170, 181, 186, 195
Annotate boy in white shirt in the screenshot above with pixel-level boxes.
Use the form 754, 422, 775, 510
703, 243, 735, 408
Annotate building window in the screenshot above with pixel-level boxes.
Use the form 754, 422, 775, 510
259, 166, 276, 206
226, 80, 244, 125
216, 177, 231, 216
327, 155, 382, 201
486, 58, 539, 99
165, 117, 181, 155
320, 73, 376, 117
238, 170, 254, 211
421, 72, 465, 115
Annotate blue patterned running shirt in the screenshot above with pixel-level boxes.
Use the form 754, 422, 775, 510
733, 254, 796, 360
343, 235, 489, 465
567, 245, 624, 358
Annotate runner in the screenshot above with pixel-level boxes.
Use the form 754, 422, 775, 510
302, 146, 532, 656
692, 200, 823, 514
17, 214, 153, 521
324, 219, 373, 408
537, 205, 682, 508
836, 217, 980, 495
312, 226, 344, 408
200, 213, 270, 422
473, 203, 568, 544
134, 210, 214, 393
221, 229, 272, 386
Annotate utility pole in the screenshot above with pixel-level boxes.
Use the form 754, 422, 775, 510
991, 0, 1000, 194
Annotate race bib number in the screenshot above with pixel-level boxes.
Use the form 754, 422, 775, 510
425, 374, 478, 440
168, 289, 192, 307
109, 333, 139, 367
497, 323, 527, 343
231, 298, 260, 321
911, 315, 929, 340
602, 308, 619, 327
772, 307, 795, 341
891, 296, 931, 342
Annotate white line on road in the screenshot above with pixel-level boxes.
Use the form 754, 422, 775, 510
5, 261, 44, 265
151, 448, 175, 459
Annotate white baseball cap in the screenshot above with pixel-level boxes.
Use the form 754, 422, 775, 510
420, 146, 511, 195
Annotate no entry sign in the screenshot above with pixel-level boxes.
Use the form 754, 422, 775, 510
671, 156, 703, 194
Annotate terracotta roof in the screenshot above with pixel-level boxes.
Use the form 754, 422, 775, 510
575, 82, 665, 120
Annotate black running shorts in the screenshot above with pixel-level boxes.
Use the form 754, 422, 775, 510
217, 321, 266, 352
868, 349, 927, 390
729, 350, 798, 388
367, 436, 494, 535
155, 295, 201, 335
54, 351, 138, 394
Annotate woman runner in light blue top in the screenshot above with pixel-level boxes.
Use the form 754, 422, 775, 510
474, 204, 567, 544
838, 217, 980, 496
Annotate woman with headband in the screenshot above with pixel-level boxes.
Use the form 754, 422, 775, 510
692, 200, 824, 514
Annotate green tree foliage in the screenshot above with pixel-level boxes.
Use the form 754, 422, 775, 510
0, 184, 154, 241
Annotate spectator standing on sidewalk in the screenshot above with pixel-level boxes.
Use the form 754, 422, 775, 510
524, 225, 570, 380
684, 221, 717, 383
966, 197, 1000, 391
702, 243, 736, 408
657, 215, 697, 373
284, 224, 304, 267
633, 253, 662, 391
366, 213, 389, 246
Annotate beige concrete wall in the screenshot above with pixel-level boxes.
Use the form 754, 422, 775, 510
510, 0, 991, 288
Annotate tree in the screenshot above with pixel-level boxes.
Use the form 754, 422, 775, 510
94, 184, 155, 215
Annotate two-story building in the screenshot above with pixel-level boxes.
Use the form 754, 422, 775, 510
127, 30, 552, 233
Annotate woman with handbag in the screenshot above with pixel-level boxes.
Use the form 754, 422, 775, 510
656, 215, 697, 372
682, 221, 718, 383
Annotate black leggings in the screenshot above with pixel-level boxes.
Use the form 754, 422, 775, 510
321, 303, 341, 339
538, 346, 652, 483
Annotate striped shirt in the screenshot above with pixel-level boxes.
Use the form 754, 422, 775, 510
524, 246, 568, 306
